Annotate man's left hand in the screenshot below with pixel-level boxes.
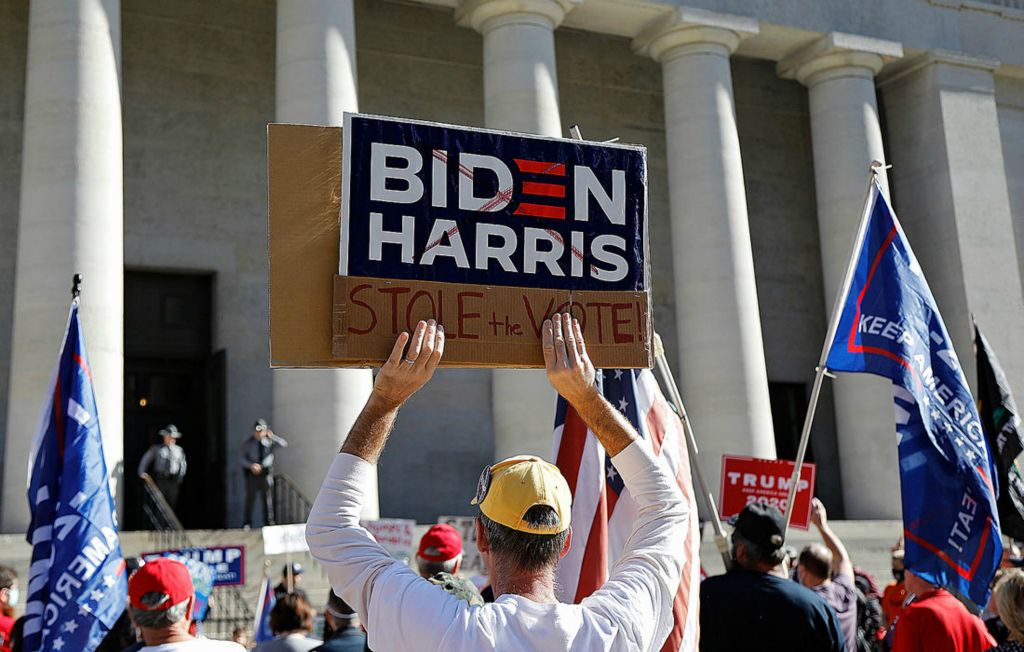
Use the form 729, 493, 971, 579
372, 319, 445, 409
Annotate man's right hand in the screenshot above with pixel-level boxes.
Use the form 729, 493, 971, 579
542, 312, 635, 457
250, 463, 262, 475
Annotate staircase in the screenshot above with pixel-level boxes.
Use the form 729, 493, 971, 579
272, 473, 314, 525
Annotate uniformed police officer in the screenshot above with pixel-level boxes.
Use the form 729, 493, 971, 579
138, 424, 188, 509
240, 418, 288, 527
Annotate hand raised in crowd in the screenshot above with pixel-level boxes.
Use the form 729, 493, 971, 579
810, 497, 827, 529
542, 313, 597, 405
372, 319, 445, 409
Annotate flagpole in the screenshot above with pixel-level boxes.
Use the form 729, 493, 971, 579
653, 333, 731, 568
781, 162, 887, 537
569, 124, 730, 563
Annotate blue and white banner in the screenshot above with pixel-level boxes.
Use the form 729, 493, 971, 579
24, 302, 128, 652
141, 545, 246, 586
825, 183, 1001, 606
340, 113, 648, 292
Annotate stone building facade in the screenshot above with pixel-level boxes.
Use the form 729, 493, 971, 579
2, 0, 1024, 530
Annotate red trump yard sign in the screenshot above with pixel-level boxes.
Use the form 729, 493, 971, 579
719, 455, 817, 530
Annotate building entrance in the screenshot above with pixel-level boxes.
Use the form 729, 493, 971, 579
123, 271, 226, 530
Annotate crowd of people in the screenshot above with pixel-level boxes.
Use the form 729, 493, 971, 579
3, 319, 1024, 651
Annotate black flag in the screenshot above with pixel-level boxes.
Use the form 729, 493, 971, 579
976, 322, 1024, 540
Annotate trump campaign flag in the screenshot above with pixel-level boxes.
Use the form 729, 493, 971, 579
553, 369, 700, 651
24, 300, 128, 652
824, 181, 1001, 606
975, 322, 1024, 540
253, 575, 276, 642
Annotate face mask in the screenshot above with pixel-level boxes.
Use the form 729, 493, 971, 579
892, 569, 905, 583
6, 588, 18, 607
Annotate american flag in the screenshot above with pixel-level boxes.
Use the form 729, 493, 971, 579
553, 368, 700, 651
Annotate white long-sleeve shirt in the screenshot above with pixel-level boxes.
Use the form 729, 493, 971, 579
306, 442, 688, 652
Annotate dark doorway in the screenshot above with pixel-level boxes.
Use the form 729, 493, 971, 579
124, 271, 227, 530
769, 382, 813, 462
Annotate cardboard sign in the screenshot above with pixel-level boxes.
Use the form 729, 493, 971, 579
438, 515, 484, 574
333, 276, 648, 367
267, 120, 652, 368
719, 455, 817, 530
268, 124, 346, 368
361, 518, 416, 559
262, 523, 309, 555
141, 545, 246, 586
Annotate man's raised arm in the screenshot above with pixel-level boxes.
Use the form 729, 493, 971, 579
543, 314, 690, 651
541, 313, 635, 456
305, 320, 451, 640
811, 497, 853, 578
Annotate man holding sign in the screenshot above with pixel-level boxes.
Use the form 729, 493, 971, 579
306, 314, 689, 651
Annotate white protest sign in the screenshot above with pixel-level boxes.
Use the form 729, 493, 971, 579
361, 518, 416, 560
262, 523, 309, 555
438, 515, 484, 574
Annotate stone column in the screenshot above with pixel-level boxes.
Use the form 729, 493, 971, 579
880, 52, 1024, 407
634, 8, 777, 496
456, 0, 577, 461
779, 33, 903, 518
2, 0, 124, 532
273, 0, 377, 519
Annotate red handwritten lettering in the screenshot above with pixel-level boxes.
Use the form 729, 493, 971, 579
611, 303, 633, 344
458, 292, 483, 340
379, 287, 411, 334
347, 284, 377, 335
406, 290, 437, 331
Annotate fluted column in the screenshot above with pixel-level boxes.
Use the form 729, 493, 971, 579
456, 0, 578, 461
779, 33, 903, 518
634, 8, 776, 497
273, 0, 377, 519
2, 0, 124, 532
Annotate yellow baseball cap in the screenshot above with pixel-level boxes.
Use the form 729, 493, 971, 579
471, 456, 572, 534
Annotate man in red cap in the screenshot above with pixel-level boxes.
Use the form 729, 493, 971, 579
128, 558, 244, 651
416, 524, 483, 606
416, 524, 463, 578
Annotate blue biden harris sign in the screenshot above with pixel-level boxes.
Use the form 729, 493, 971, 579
332, 114, 652, 368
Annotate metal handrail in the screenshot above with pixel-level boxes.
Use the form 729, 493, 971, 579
139, 473, 185, 530
273, 473, 314, 525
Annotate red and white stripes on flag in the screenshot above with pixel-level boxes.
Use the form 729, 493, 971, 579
552, 369, 700, 651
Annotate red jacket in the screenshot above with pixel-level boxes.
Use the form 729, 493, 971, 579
892, 589, 995, 652
0, 613, 14, 652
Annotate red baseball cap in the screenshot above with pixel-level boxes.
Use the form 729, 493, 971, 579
129, 558, 194, 611
417, 524, 463, 562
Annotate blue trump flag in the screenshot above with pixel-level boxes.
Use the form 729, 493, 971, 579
253, 575, 275, 642
24, 301, 128, 652
825, 182, 1001, 606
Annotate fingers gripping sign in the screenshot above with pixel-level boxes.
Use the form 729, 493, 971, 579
543, 313, 597, 405
373, 319, 445, 408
